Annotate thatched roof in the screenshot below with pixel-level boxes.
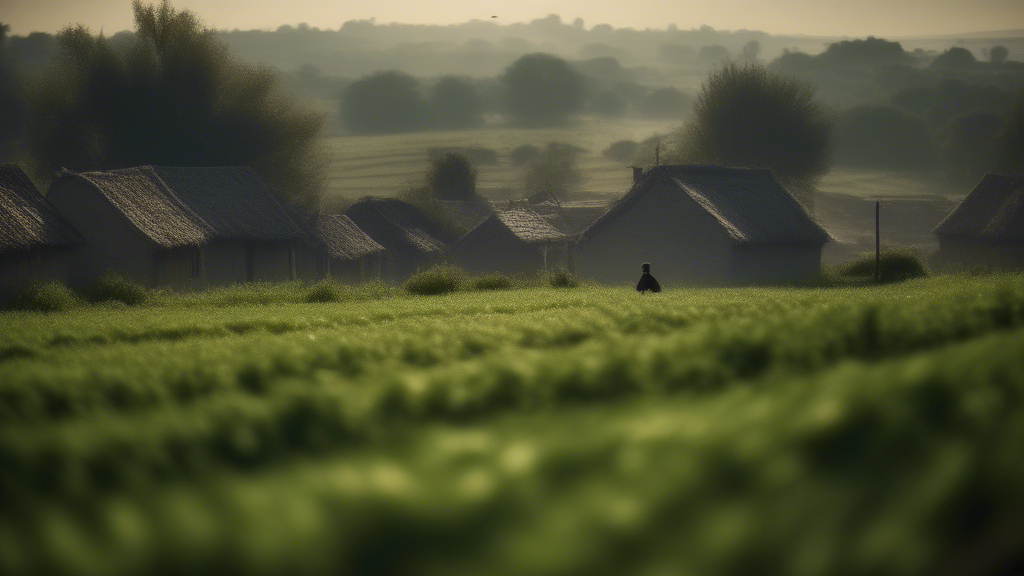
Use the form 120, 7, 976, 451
311, 214, 385, 261
494, 208, 566, 243
58, 166, 309, 248
934, 173, 1024, 242
428, 199, 495, 231
579, 165, 832, 245
0, 164, 84, 254
345, 198, 450, 255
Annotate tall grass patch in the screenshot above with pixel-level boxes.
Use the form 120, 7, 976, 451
1, 282, 82, 312
472, 273, 513, 291
838, 249, 928, 283
404, 264, 467, 295
82, 274, 148, 305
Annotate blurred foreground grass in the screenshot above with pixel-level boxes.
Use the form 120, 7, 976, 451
2, 275, 1024, 574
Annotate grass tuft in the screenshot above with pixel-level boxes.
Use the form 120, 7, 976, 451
404, 264, 467, 295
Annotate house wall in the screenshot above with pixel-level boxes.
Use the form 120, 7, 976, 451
451, 219, 545, 276
204, 241, 247, 286
0, 248, 72, 293
936, 238, 1024, 272
251, 241, 294, 282
46, 179, 157, 287
293, 243, 324, 283
577, 182, 733, 285
155, 246, 204, 290
730, 244, 822, 284
327, 253, 384, 284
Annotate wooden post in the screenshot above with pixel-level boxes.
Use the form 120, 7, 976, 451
875, 201, 880, 283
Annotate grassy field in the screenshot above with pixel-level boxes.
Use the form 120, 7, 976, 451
320, 118, 966, 205
2, 275, 1024, 574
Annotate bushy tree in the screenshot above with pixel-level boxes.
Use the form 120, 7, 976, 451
429, 76, 483, 129
820, 37, 907, 66
891, 86, 937, 115
501, 53, 585, 126
674, 62, 833, 185
989, 45, 1009, 64
834, 105, 935, 169
931, 47, 977, 69
27, 1, 326, 206
341, 70, 431, 134
521, 143, 584, 199
0, 23, 27, 160
425, 152, 478, 200
740, 41, 761, 61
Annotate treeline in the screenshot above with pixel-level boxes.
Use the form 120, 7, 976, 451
768, 37, 1024, 182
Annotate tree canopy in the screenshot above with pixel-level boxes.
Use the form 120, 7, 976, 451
834, 105, 934, 170
673, 62, 833, 186
26, 1, 326, 207
429, 76, 483, 129
341, 71, 431, 134
425, 152, 478, 201
501, 53, 585, 126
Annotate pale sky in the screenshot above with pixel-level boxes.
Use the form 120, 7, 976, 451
2, 0, 1023, 37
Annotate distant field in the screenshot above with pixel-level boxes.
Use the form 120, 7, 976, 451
321, 118, 964, 206
323, 118, 678, 201
3, 276, 1024, 574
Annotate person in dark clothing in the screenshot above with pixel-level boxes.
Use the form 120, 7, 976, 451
636, 262, 661, 294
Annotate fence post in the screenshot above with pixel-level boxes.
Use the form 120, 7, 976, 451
875, 201, 880, 283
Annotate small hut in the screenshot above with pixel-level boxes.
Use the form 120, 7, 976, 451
0, 164, 84, 294
451, 208, 570, 275
46, 166, 313, 288
933, 173, 1024, 271
309, 214, 387, 282
576, 165, 831, 285
345, 198, 452, 281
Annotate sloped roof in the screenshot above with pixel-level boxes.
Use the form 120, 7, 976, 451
494, 208, 566, 243
579, 165, 832, 245
311, 214, 385, 260
59, 166, 308, 248
428, 199, 495, 232
0, 164, 84, 254
934, 173, 1024, 242
345, 198, 449, 255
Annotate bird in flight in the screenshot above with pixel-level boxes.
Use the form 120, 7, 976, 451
491, 15, 498, 18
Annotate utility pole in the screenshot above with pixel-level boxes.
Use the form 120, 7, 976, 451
875, 201, 880, 283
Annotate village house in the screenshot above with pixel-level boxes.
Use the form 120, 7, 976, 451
451, 208, 570, 275
345, 198, 452, 281
46, 165, 314, 289
307, 214, 387, 282
933, 173, 1024, 271
0, 164, 84, 294
576, 165, 832, 285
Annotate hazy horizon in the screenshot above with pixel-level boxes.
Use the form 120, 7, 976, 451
3, 0, 1024, 38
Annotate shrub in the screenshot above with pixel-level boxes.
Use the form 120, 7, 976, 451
426, 152, 478, 200
83, 274, 148, 305
838, 249, 928, 283
473, 273, 513, 291
546, 268, 579, 288
404, 264, 466, 295
303, 280, 352, 303
603, 140, 638, 163
3, 282, 82, 312
501, 53, 586, 125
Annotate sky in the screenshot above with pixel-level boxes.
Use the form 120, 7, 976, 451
3, 0, 1023, 37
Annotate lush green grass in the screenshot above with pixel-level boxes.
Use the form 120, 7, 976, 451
2, 275, 1024, 574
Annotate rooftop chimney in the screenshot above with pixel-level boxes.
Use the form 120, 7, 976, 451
631, 166, 644, 184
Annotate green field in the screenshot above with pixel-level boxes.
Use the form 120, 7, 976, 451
3, 275, 1024, 574
320, 117, 964, 206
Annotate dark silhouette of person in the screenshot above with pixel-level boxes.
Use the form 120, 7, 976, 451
636, 262, 661, 294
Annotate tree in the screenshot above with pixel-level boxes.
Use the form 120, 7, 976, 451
521, 143, 584, 200
425, 152, 478, 200
989, 45, 1009, 64
674, 62, 833, 185
429, 76, 483, 129
27, 1, 326, 206
341, 71, 431, 134
931, 47, 977, 68
501, 53, 585, 126
820, 37, 907, 66
0, 23, 27, 160
834, 105, 935, 169
740, 40, 761, 61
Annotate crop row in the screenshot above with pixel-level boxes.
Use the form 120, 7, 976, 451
3, 278, 1021, 425
2, 281, 1024, 499
3, 326, 1024, 575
